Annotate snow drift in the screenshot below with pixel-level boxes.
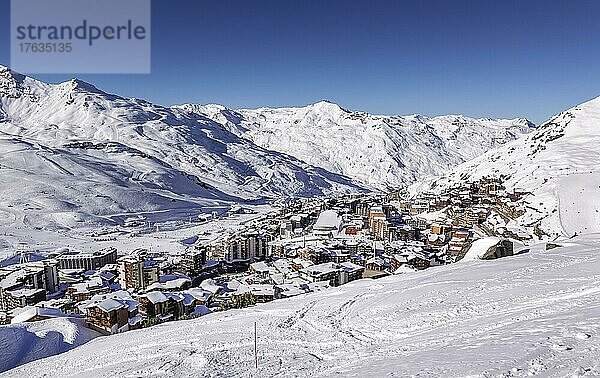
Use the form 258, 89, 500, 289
0, 317, 100, 373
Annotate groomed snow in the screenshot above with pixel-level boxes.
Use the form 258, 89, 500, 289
5, 235, 600, 377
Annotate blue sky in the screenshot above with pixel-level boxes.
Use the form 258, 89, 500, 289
1, 0, 600, 123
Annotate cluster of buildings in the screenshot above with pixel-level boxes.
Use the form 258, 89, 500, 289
0, 246, 216, 333
0, 177, 522, 334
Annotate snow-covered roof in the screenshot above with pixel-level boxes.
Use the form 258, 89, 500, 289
249, 284, 275, 297
302, 262, 339, 277
128, 314, 144, 326
193, 305, 212, 316
146, 278, 190, 292
96, 298, 127, 313
394, 265, 418, 275
339, 261, 364, 273
142, 291, 169, 304
366, 257, 386, 266
292, 258, 314, 269
183, 288, 212, 303
462, 237, 502, 261
270, 273, 285, 285
199, 279, 222, 295
0, 269, 28, 289
10, 306, 68, 324
314, 210, 342, 231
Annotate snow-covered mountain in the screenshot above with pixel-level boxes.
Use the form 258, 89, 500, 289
0, 65, 365, 232
0, 64, 537, 234
4, 235, 600, 377
426, 96, 600, 238
178, 101, 535, 190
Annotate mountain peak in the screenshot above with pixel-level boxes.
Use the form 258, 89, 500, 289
0, 65, 26, 83
307, 100, 349, 114
64, 78, 105, 95
0, 65, 28, 98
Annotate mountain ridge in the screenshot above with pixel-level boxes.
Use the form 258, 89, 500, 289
0, 66, 537, 248
177, 101, 535, 190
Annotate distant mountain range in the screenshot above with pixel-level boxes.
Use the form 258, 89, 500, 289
0, 64, 532, 231
180, 102, 534, 190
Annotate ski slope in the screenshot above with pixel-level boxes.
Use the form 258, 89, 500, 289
5, 235, 600, 377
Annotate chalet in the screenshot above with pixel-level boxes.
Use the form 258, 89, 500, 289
249, 261, 277, 279
449, 229, 470, 258
299, 262, 360, 287
181, 288, 213, 314
426, 232, 447, 247
146, 275, 191, 292
365, 257, 388, 271
137, 291, 185, 321
79, 291, 139, 335
249, 284, 275, 302
390, 250, 426, 271
274, 282, 310, 299
66, 276, 110, 302
300, 262, 338, 284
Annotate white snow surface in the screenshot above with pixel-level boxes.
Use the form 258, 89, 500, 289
462, 237, 501, 260
177, 102, 535, 190
181, 101, 534, 190
425, 96, 600, 238
0, 317, 100, 373
0, 65, 364, 231
6, 235, 600, 377
0, 65, 368, 259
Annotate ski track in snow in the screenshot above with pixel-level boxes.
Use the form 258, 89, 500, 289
4, 235, 600, 377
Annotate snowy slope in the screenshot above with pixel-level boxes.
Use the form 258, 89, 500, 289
427, 96, 600, 238
178, 101, 535, 190
0, 66, 364, 200
5, 235, 600, 377
0, 317, 100, 373
0, 65, 365, 235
